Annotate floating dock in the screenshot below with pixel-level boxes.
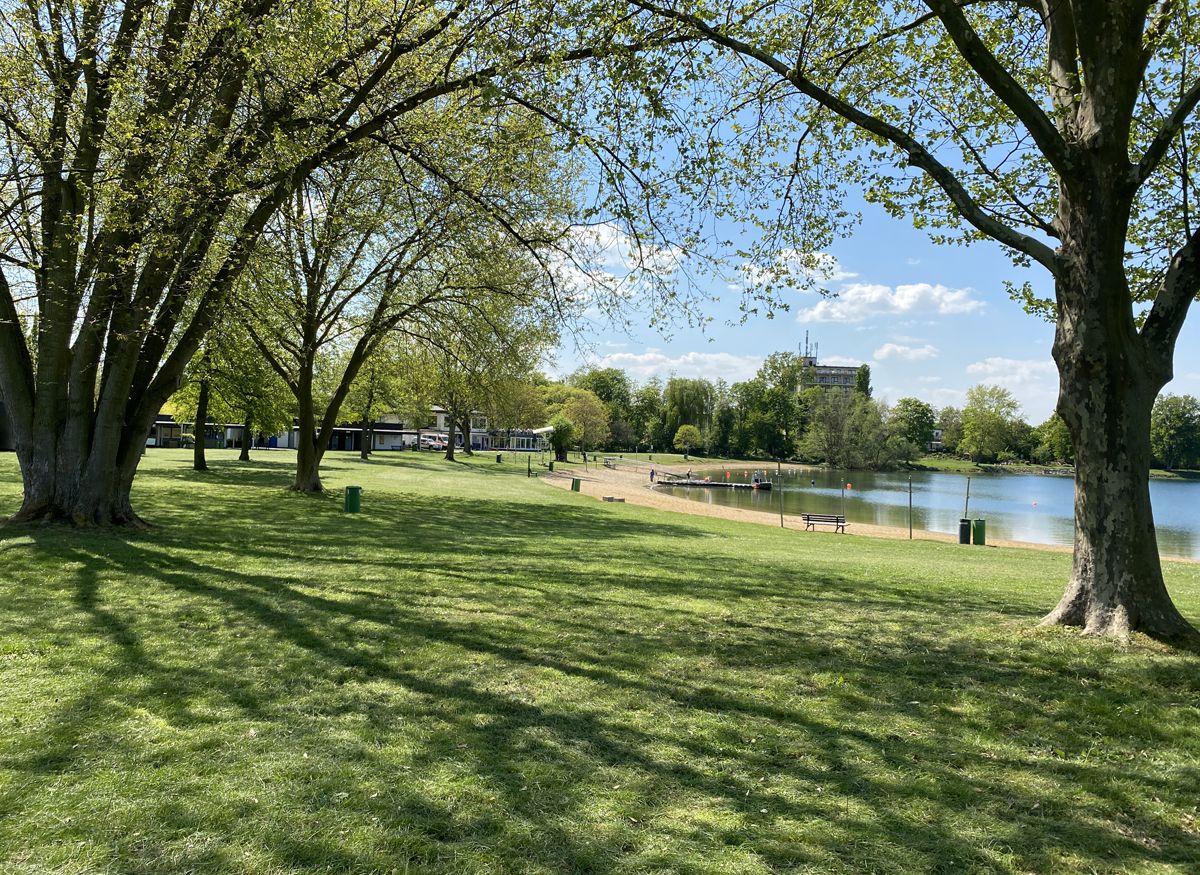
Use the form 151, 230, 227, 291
658, 478, 771, 491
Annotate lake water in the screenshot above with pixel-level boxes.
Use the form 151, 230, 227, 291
656, 465, 1200, 559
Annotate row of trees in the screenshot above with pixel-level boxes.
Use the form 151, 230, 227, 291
563, 357, 1082, 468
156, 112, 569, 492
3, 1, 1197, 638
0, 0, 629, 518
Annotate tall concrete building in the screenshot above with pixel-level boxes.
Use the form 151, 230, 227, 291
798, 334, 860, 397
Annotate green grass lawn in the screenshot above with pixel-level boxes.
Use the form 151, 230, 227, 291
1, 450, 1198, 874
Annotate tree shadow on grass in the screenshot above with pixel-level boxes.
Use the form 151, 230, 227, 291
145, 451, 537, 492
2, 466, 1199, 872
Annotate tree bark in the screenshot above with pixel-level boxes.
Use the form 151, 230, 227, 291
1043, 190, 1199, 642
1046, 369, 1193, 639
293, 391, 325, 492
193, 378, 210, 471
11, 426, 144, 527
445, 410, 457, 461
459, 412, 473, 456
360, 416, 371, 460
240, 415, 252, 462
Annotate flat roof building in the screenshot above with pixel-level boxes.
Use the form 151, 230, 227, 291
799, 355, 859, 397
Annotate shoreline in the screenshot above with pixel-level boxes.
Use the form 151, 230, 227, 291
541, 459, 1074, 554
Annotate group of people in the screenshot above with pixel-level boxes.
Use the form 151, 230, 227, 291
648, 467, 690, 482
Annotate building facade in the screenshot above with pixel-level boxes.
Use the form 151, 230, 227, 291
799, 356, 859, 397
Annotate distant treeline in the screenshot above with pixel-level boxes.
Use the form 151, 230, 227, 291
558, 354, 1200, 470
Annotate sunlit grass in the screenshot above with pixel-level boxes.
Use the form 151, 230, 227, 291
1, 449, 1198, 873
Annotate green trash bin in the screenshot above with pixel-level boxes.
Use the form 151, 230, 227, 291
548, 461, 554, 472
344, 485, 362, 513
496, 453, 502, 463
571, 478, 581, 492
972, 518, 986, 546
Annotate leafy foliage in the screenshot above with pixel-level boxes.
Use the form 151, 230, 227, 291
1151, 395, 1200, 471
672, 423, 702, 454
961, 385, 1022, 463
890, 398, 937, 450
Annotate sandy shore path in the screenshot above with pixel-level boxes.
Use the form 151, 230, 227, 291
542, 458, 1071, 554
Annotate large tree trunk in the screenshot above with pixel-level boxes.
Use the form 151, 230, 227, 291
293, 390, 326, 492
240, 415, 252, 462
10, 401, 148, 527
12, 457, 137, 525
294, 442, 324, 491
360, 416, 371, 460
1044, 193, 1198, 642
1046, 369, 1192, 639
445, 411, 457, 461
193, 378, 210, 471
459, 412, 473, 456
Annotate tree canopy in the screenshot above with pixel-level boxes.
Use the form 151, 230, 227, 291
960, 385, 1022, 463
611, 0, 1200, 640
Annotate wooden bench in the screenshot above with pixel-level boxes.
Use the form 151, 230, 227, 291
801, 513, 846, 533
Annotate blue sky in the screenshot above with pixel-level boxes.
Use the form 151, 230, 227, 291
555, 197, 1200, 425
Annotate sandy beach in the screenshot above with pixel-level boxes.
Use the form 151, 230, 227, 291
542, 457, 1072, 554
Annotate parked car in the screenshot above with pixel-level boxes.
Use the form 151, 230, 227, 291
420, 434, 448, 450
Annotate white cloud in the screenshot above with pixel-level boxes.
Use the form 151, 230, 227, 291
921, 387, 972, 408
820, 355, 862, 367
596, 349, 763, 383
796, 282, 984, 323
966, 357, 1056, 387
570, 222, 682, 274
965, 357, 1059, 420
874, 342, 939, 361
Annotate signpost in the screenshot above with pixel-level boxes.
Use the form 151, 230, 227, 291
908, 476, 913, 539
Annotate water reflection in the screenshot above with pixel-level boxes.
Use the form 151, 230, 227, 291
656, 465, 1199, 559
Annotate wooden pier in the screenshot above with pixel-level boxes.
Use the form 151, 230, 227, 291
657, 477, 771, 491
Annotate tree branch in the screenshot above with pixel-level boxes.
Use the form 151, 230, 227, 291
1137, 77, 1200, 184
921, 0, 1073, 173
631, 0, 1059, 272
1140, 228, 1200, 371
